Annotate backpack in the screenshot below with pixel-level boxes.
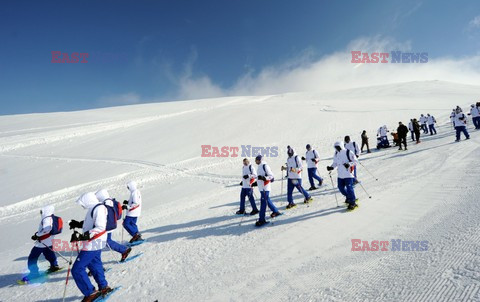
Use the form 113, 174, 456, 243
91, 201, 120, 231
262, 164, 275, 183
50, 215, 63, 235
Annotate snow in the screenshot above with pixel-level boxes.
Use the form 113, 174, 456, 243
0, 80, 480, 301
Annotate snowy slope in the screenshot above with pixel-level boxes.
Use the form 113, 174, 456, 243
0, 80, 480, 301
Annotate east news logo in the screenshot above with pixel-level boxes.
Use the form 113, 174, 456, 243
351, 51, 428, 63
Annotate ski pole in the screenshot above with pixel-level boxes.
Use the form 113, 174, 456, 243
358, 161, 378, 181
106, 242, 120, 264
38, 241, 70, 264
63, 233, 79, 302
280, 168, 284, 197
121, 211, 125, 244
358, 181, 372, 199
328, 172, 339, 207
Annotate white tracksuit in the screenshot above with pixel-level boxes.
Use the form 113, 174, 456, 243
377, 126, 388, 137
242, 164, 257, 189
286, 154, 303, 179
305, 150, 320, 169
126, 181, 142, 218
76, 192, 107, 251
344, 142, 360, 157
331, 146, 359, 179
427, 115, 436, 125
454, 113, 468, 127
470, 106, 480, 118
35, 205, 55, 248
257, 161, 274, 192
419, 115, 427, 125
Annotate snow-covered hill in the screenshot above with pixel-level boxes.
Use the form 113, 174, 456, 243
1, 80, 479, 301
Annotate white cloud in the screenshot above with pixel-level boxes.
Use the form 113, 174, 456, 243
469, 15, 480, 28
175, 36, 480, 99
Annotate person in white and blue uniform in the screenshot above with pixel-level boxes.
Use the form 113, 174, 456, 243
469, 104, 480, 130
23, 205, 60, 282
282, 147, 312, 209
344, 136, 360, 184
237, 158, 259, 215
255, 155, 281, 227
302, 144, 323, 191
453, 107, 470, 142
69, 192, 113, 301
327, 142, 359, 211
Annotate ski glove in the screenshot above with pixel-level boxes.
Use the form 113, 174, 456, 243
243, 175, 249, 179
257, 175, 266, 181
343, 163, 350, 169
31, 233, 39, 241
69, 220, 84, 230
70, 232, 90, 242
123, 200, 129, 205
326, 166, 334, 171
301, 156, 306, 161
311, 158, 317, 162
122, 205, 128, 210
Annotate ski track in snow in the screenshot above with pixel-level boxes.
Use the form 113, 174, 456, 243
1, 85, 480, 301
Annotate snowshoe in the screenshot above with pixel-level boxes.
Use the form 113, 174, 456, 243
255, 220, 270, 227
304, 197, 313, 204
235, 210, 246, 215
249, 209, 259, 215
286, 203, 297, 209
120, 247, 132, 262
270, 212, 282, 218
308, 186, 317, 191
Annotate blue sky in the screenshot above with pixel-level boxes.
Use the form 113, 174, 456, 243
1, 0, 479, 115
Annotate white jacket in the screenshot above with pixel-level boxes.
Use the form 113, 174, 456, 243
419, 115, 427, 124
331, 146, 358, 179
427, 115, 436, 125
450, 111, 456, 120
454, 113, 468, 127
77, 192, 107, 251
257, 161, 274, 192
377, 126, 388, 137
35, 205, 55, 248
241, 164, 257, 189
286, 153, 303, 179
408, 121, 414, 131
126, 181, 142, 217
344, 142, 360, 157
305, 149, 320, 169
470, 106, 480, 118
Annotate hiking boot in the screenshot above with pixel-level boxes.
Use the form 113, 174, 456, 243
347, 204, 358, 211
235, 210, 246, 215
304, 197, 313, 204
129, 233, 142, 243
100, 286, 114, 296
81, 291, 101, 302
308, 186, 317, 191
270, 212, 282, 218
120, 247, 132, 262
249, 209, 259, 215
286, 203, 297, 209
318, 179, 323, 186
255, 220, 268, 227
47, 265, 61, 273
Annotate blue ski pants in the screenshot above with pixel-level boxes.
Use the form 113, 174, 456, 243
72, 250, 107, 296
27, 246, 58, 276
123, 216, 139, 237
307, 168, 323, 188
337, 177, 357, 205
